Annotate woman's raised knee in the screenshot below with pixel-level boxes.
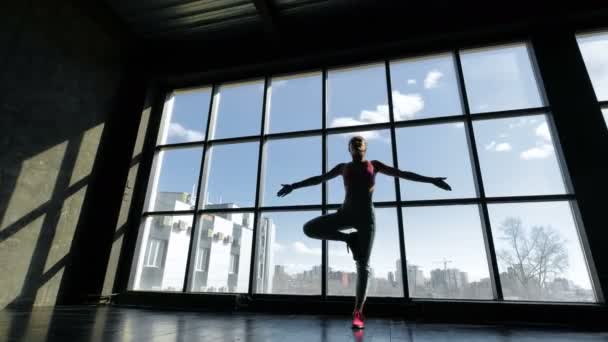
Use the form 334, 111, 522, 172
303, 219, 316, 237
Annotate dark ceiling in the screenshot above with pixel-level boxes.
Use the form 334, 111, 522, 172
105, 0, 337, 40
105, 1, 608, 43
101, 1, 608, 81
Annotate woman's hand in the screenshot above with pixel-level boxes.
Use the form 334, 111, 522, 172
277, 184, 294, 197
432, 177, 452, 191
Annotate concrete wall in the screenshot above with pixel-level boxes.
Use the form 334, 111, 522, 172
0, 0, 128, 308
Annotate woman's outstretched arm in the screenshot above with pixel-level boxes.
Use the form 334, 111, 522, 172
372, 160, 452, 191
277, 163, 344, 197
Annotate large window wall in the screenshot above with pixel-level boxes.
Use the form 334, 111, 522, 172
128, 41, 599, 303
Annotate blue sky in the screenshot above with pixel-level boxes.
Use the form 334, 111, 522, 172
577, 32, 608, 128
147, 43, 598, 292
577, 32, 608, 103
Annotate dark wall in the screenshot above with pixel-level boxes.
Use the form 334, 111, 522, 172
0, 0, 143, 308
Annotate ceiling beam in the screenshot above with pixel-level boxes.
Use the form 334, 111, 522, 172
252, 0, 280, 40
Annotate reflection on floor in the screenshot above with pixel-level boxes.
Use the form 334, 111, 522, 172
1, 306, 607, 342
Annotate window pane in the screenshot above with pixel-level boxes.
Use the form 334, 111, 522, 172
460, 43, 544, 113
327, 63, 389, 128
202, 142, 259, 209
131, 215, 193, 292
577, 32, 608, 102
327, 129, 395, 204
159, 88, 211, 145
149, 147, 202, 212
328, 208, 403, 297
195, 247, 209, 272
402, 205, 493, 299
268, 72, 322, 133
473, 114, 567, 197
188, 212, 254, 293
396, 122, 476, 200
389, 54, 463, 120
263, 136, 321, 207
212, 80, 264, 139
255, 211, 322, 295
488, 202, 596, 302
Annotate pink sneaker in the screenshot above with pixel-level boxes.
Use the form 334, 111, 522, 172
352, 310, 365, 329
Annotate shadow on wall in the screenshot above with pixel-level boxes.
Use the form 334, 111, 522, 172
0, 0, 146, 315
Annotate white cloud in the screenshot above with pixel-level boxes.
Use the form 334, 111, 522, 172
359, 105, 390, 124
168, 123, 204, 141
344, 130, 383, 141
486, 140, 512, 152
408, 79, 417, 85
392, 92, 424, 120
359, 92, 424, 123
495, 143, 512, 152
520, 143, 554, 160
453, 122, 465, 129
520, 122, 554, 160
330, 118, 383, 140
281, 263, 313, 274
331, 117, 367, 127
499, 133, 509, 138
330, 91, 424, 140
273, 242, 284, 252
535, 122, 551, 141
293, 241, 321, 256
424, 70, 443, 89
273, 80, 288, 88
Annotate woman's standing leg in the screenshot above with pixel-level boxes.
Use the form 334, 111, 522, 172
352, 221, 375, 313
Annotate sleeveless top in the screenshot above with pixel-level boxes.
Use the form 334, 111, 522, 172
342, 160, 376, 189
340, 160, 376, 219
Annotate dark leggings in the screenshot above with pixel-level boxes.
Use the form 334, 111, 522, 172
303, 209, 375, 310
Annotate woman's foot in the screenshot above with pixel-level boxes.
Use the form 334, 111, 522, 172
352, 310, 365, 329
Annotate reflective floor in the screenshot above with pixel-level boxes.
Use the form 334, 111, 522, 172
1, 306, 607, 342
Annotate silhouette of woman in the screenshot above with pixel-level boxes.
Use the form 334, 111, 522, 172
277, 135, 451, 329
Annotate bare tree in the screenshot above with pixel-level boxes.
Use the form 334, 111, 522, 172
497, 217, 569, 297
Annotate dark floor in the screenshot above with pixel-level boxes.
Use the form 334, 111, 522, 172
1, 306, 607, 342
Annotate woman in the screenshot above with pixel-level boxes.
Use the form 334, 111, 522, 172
277, 135, 451, 329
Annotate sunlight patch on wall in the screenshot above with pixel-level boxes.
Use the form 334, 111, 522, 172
69, 123, 105, 187
1, 142, 67, 230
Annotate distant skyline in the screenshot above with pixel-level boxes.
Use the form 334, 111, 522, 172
141, 42, 599, 299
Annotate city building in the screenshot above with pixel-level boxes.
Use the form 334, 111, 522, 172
133, 193, 274, 294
